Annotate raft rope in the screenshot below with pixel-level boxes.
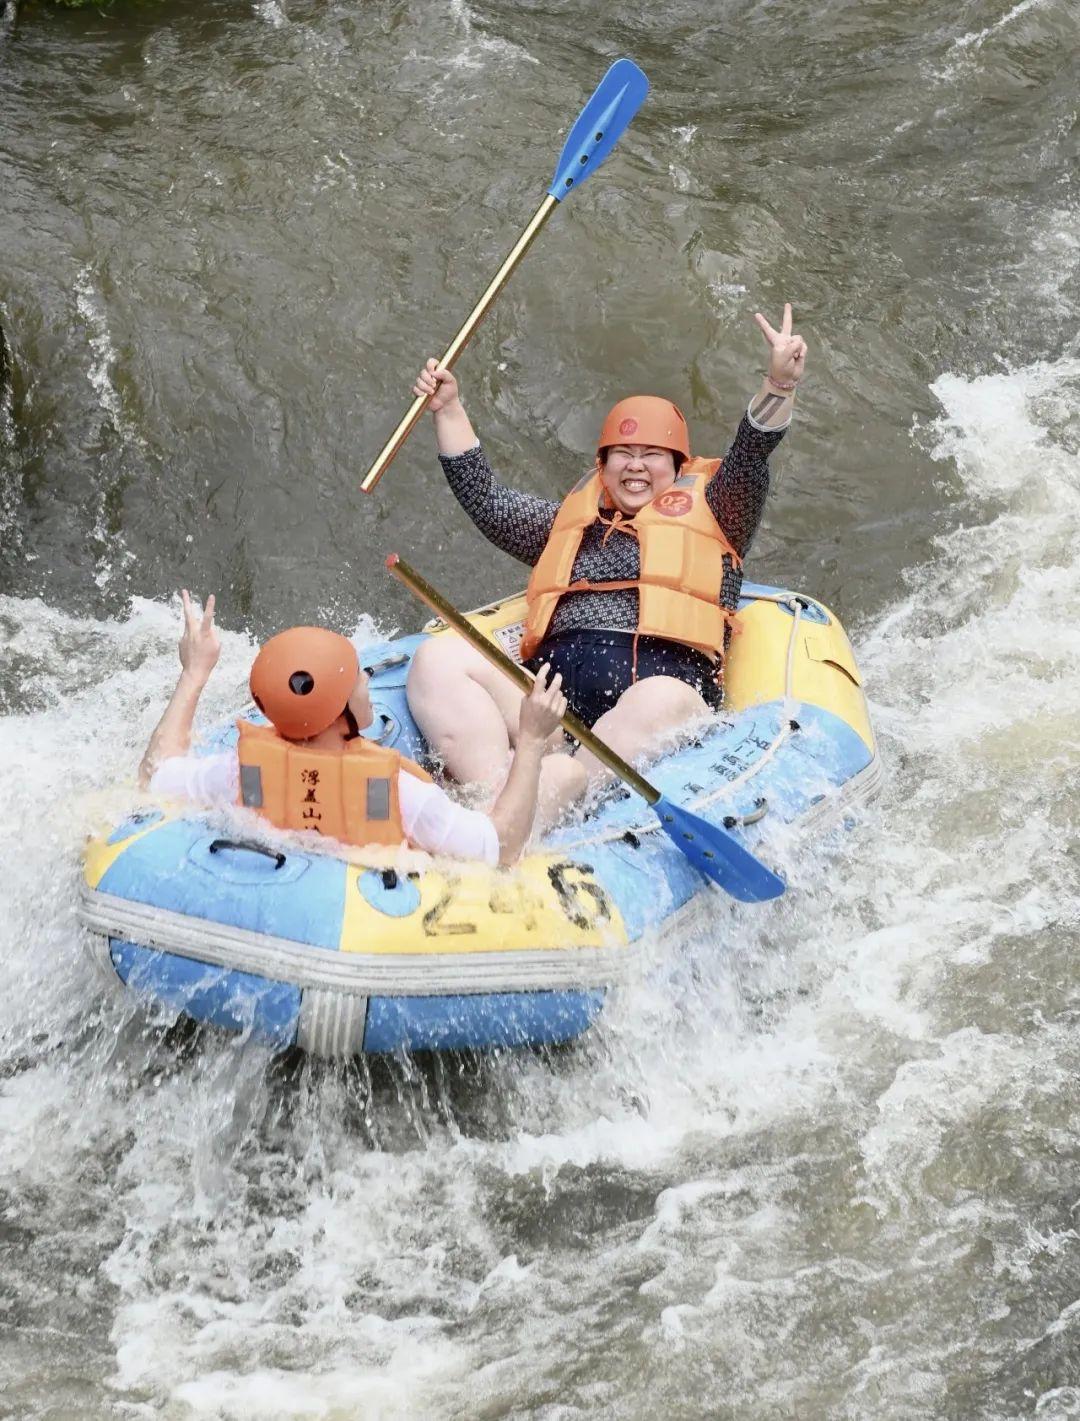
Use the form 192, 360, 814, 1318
556, 592, 805, 853
363, 652, 411, 676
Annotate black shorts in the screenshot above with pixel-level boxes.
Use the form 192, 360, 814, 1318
524, 629, 723, 729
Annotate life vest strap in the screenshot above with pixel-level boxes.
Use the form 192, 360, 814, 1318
539, 577, 744, 625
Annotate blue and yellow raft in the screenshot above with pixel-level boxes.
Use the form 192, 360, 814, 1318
79, 585, 880, 1057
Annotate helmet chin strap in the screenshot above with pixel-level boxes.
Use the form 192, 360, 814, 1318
342, 705, 362, 741
595, 457, 616, 511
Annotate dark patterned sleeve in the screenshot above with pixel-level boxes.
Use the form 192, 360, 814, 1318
705, 410, 786, 558
439, 444, 560, 568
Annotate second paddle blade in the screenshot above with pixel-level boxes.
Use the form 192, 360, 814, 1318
547, 59, 649, 201
653, 795, 786, 903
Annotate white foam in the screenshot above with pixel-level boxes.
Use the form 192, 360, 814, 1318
951, 0, 1048, 52
173, 1363, 447, 1419
254, 0, 287, 28
445, 0, 538, 70
74, 267, 132, 442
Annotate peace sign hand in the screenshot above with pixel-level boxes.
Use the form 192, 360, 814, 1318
178, 588, 221, 686
754, 302, 808, 387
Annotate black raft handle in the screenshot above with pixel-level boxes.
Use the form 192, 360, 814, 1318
722, 797, 769, 831
208, 838, 286, 870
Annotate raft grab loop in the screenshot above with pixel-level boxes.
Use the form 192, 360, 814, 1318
365, 711, 399, 745
362, 654, 410, 677
209, 839, 286, 870
722, 798, 768, 831
358, 867, 422, 918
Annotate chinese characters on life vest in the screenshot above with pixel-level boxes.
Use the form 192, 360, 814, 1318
301, 768, 323, 829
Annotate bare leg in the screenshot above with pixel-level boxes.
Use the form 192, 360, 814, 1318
408, 632, 590, 830
406, 633, 527, 793
574, 675, 712, 786
535, 753, 589, 832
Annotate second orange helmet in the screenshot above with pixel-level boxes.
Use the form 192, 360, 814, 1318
249, 627, 359, 741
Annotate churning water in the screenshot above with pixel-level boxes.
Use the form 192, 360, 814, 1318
1, 0, 1079, 1415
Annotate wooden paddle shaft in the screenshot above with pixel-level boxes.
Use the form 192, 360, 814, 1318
386, 554, 661, 806
361, 195, 560, 494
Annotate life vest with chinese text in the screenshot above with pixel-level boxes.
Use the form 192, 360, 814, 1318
235, 721, 432, 848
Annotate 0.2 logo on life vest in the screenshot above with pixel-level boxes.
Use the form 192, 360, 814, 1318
653, 489, 693, 518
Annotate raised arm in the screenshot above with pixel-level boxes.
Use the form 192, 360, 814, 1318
414, 359, 560, 567
707, 303, 808, 556
749, 301, 807, 430
414, 357, 480, 456
137, 591, 221, 789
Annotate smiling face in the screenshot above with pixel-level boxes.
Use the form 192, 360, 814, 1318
599, 444, 678, 514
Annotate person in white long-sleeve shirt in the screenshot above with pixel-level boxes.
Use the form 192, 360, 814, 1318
138, 591, 585, 867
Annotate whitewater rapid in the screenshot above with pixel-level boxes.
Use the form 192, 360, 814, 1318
2, 354, 1078, 1417
4, 0, 1080, 1409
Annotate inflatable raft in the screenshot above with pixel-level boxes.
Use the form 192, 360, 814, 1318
79, 585, 880, 1057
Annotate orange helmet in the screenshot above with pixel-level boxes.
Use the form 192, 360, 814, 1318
249, 627, 359, 741
597, 396, 690, 462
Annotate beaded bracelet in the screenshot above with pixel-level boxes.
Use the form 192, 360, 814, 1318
764, 374, 799, 392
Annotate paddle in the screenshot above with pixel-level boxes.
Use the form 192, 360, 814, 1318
386, 555, 786, 904
361, 58, 649, 494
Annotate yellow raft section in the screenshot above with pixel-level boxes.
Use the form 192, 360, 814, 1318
430, 588, 875, 754
722, 593, 874, 753
84, 824, 624, 958
84, 587, 871, 965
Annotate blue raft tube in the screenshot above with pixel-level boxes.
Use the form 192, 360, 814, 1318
79, 585, 880, 1057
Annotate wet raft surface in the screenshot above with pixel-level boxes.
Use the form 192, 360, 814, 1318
80, 588, 877, 1056
2, 0, 1080, 1417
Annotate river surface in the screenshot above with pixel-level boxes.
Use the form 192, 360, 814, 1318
2, 0, 1079, 1416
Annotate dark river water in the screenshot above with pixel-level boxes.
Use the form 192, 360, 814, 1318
2, 1, 1080, 1416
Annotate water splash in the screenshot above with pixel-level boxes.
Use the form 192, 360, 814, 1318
951, 0, 1050, 52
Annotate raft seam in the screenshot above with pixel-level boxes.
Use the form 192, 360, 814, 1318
77, 883, 637, 995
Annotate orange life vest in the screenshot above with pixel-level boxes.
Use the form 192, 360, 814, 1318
235, 721, 432, 848
520, 458, 742, 662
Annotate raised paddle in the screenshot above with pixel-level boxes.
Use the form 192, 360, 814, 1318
361, 58, 650, 494
386, 555, 786, 904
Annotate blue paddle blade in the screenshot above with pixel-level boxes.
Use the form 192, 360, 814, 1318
547, 58, 649, 201
653, 795, 786, 903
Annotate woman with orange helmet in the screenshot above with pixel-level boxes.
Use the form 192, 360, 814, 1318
137, 593, 583, 866
406, 305, 807, 793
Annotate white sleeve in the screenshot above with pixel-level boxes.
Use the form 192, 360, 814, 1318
149, 751, 239, 804
397, 772, 500, 867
